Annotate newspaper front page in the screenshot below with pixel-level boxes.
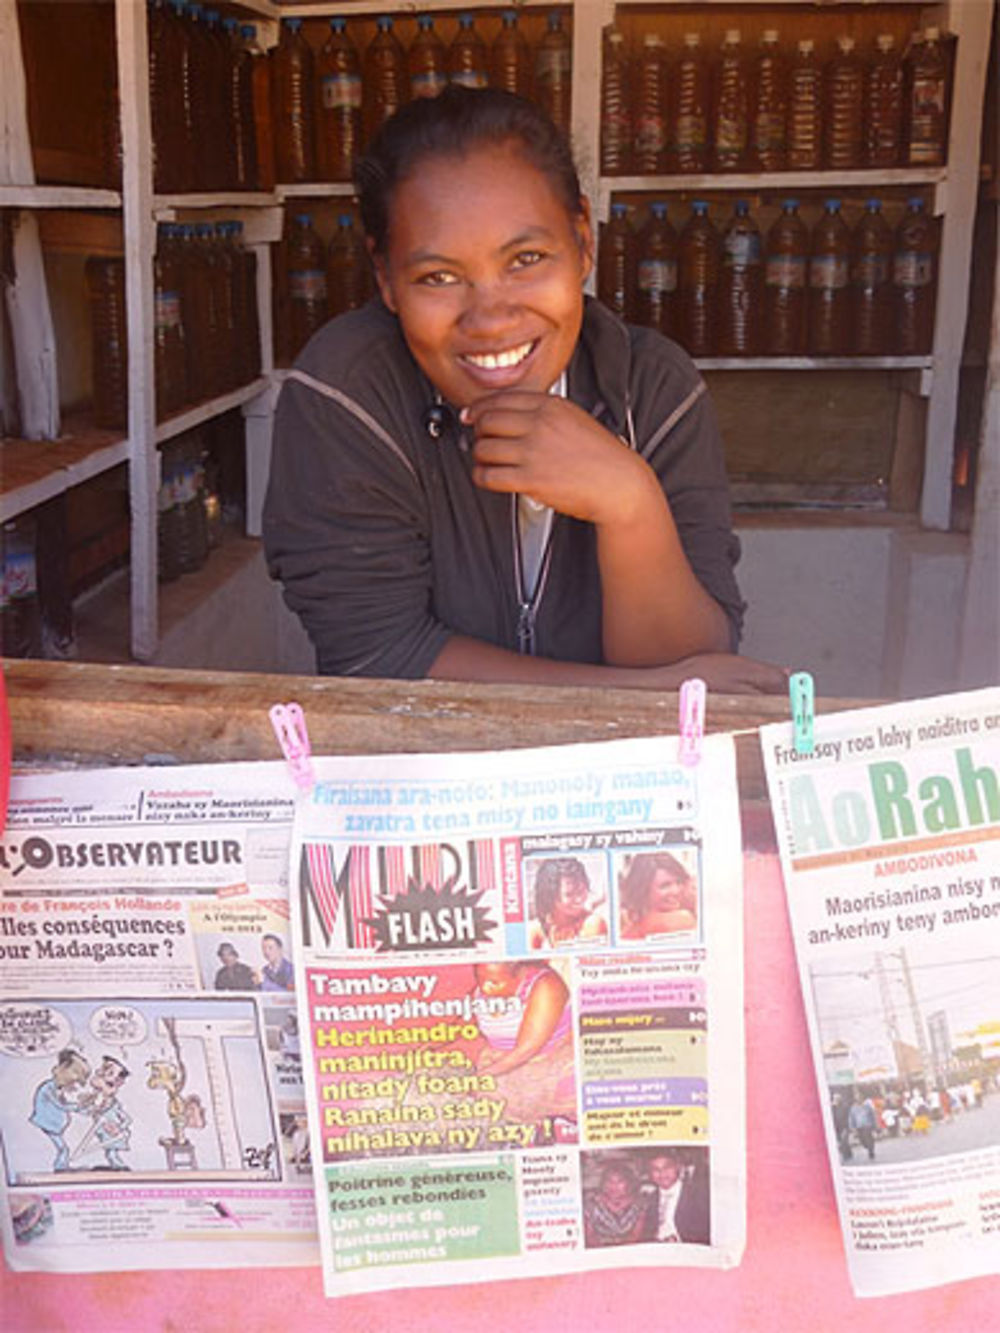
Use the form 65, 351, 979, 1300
0, 761, 319, 1272
761, 687, 1000, 1296
289, 733, 746, 1296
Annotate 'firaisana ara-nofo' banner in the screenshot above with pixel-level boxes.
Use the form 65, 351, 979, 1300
762, 687, 1000, 1298
289, 735, 747, 1297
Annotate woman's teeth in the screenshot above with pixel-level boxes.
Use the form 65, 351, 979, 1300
464, 341, 534, 370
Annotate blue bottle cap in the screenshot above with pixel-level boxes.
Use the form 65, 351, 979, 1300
735, 199, 750, 214
547, 11, 561, 29
610, 202, 629, 219
417, 14, 434, 29
692, 200, 709, 213
377, 15, 394, 30
240, 24, 254, 39
865, 198, 882, 210
459, 13, 474, 27
294, 214, 312, 226
338, 213, 353, 227
907, 196, 925, 209
824, 198, 842, 211
503, 10, 518, 23
781, 198, 799, 210
650, 201, 668, 219
284, 16, 302, 32
330, 17, 347, 32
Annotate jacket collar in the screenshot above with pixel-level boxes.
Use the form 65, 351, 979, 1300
568, 297, 632, 437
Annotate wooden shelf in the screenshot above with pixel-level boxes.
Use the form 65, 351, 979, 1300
696, 356, 932, 371
275, 182, 357, 200
603, 168, 947, 196
155, 379, 272, 445
0, 185, 120, 209
1, 416, 129, 524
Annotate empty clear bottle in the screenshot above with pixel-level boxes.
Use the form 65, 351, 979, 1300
409, 14, 448, 99
535, 11, 572, 137
449, 13, 488, 90
599, 27, 631, 175
750, 29, 787, 172
318, 18, 363, 181
786, 38, 823, 171
327, 214, 371, 317
365, 16, 408, 141
272, 16, 316, 183
597, 202, 636, 321
865, 34, 904, 168
893, 197, 936, 354
287, 213, 328, 358
711, 29, 749, 172
718, 199, 763, 357
85, 256, 128, 430
808, 198, 851, 357
635, 202, 678, 337
669, 33, 709, 173
904, 27, 949, 167
491, 10, 531, 100
764, 198, 808, 356
678, 201, 720, 357
852, 199, 893, 355
824, 35, 865, 170
634, 33, 668, 175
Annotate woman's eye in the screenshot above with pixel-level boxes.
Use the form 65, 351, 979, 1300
511, 250, 545, 270
416, 270, 459, 287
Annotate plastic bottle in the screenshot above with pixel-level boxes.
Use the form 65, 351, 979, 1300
904, 27, 949, 167
225, 17, 257, 190
147, 0, 172, 192
99, 65, 123, 191
229, 221, 261, 383
535, 11, 572, 137
599, 27, 631, 175
327, 214, 371, 317
669, 33, 709, 173
711, 29, 749, 172
764, 198, 808, 356
808, 198, 851, 357
177, 224, 209, 401
287, 213, 328, 358
786, 39, 823, 171
635, 202, 678, 337
678, 201, 720, 357
717, 200, 763, 357
750, 29, 787, 172
193, 223, 224, 396
364, 16, 408, 141
85, 256, 128, 430
893, 197, 936, 354
204, 10, 235, 188
491, 10, 532, 100
851, 199, 893, 356
185, 4, 214, 190
154, 224, 187, 417
633, 33, 668, 175
597, 203, 636, 321
824, 35, 865, 171
212, 223, 238, 392
409, 14, 448, 99
272, 16, 316, 184
157, 450, 185, 583
318, 18, 363, 181
1, 517, 43, 658
244, 24, 275, 190
449, 13, 488, 90
864, 34, 904, 168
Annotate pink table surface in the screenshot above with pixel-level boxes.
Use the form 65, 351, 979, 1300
3, 810, 997, 1331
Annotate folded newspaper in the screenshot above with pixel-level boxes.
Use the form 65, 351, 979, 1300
761, 686, 1000, 1297
289, 734, 746, 1295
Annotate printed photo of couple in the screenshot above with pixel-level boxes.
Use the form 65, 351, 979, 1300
580, 1146, 710, 1249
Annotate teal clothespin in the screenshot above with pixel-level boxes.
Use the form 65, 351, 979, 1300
789, 671, 815, 756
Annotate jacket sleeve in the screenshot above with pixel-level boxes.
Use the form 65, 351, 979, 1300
262, 373, 452, 677
634, 339, 746, 649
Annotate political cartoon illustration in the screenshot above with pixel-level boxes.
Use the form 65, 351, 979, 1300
0, 998, 281, 1185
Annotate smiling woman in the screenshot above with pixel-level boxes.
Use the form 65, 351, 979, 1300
263, 87, 785, 694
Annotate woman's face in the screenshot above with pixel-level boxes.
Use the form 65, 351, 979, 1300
373, 143, 593, 409
648, 867, 687, 913
601, 1168, 635, 1209
551, 874, 589, 925
475, 963, 522, 997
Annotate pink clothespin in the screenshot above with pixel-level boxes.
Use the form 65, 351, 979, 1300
269, 702, 315, 790
678, 677, 706, 767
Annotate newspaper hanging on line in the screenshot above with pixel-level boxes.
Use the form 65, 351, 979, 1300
0, 760, 320, 1272
289, 733, 746, 1297
761, 686, 1000, 1297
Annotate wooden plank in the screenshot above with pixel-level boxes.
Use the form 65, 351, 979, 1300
2, 660, 877, 807
37, 210, 123, 256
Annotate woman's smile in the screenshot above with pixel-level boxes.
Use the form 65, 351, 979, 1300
373, 143, 593, 408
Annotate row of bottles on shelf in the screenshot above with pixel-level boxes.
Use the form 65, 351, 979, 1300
270, 9, 571, 186
85, 221, 261, 431
141, 4, 572, 193
279, 213, 375, 363
601, 24, 953, 176
598, 196, 937, 358
1, 515, 43, 658
157, 431, 222, 583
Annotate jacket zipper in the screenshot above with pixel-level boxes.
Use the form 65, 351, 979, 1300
511, 499, 555, 656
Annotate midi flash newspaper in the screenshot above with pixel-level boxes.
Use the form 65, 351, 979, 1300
288, 734, 746, 1296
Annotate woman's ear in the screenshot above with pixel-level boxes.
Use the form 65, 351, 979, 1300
368, 239, 397, 314
576, 197, 595, 284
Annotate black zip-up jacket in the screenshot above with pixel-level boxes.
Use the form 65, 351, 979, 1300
263, 298, 744, 677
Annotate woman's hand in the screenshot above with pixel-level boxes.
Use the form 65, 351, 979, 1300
646, 653, 791, 695
462, 392, 649, 525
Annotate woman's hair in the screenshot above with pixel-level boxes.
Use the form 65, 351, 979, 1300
356, 86, 584, 255
619, 852, 691, 921
599, 1162, 638, 1195
533, 856, 589, 923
